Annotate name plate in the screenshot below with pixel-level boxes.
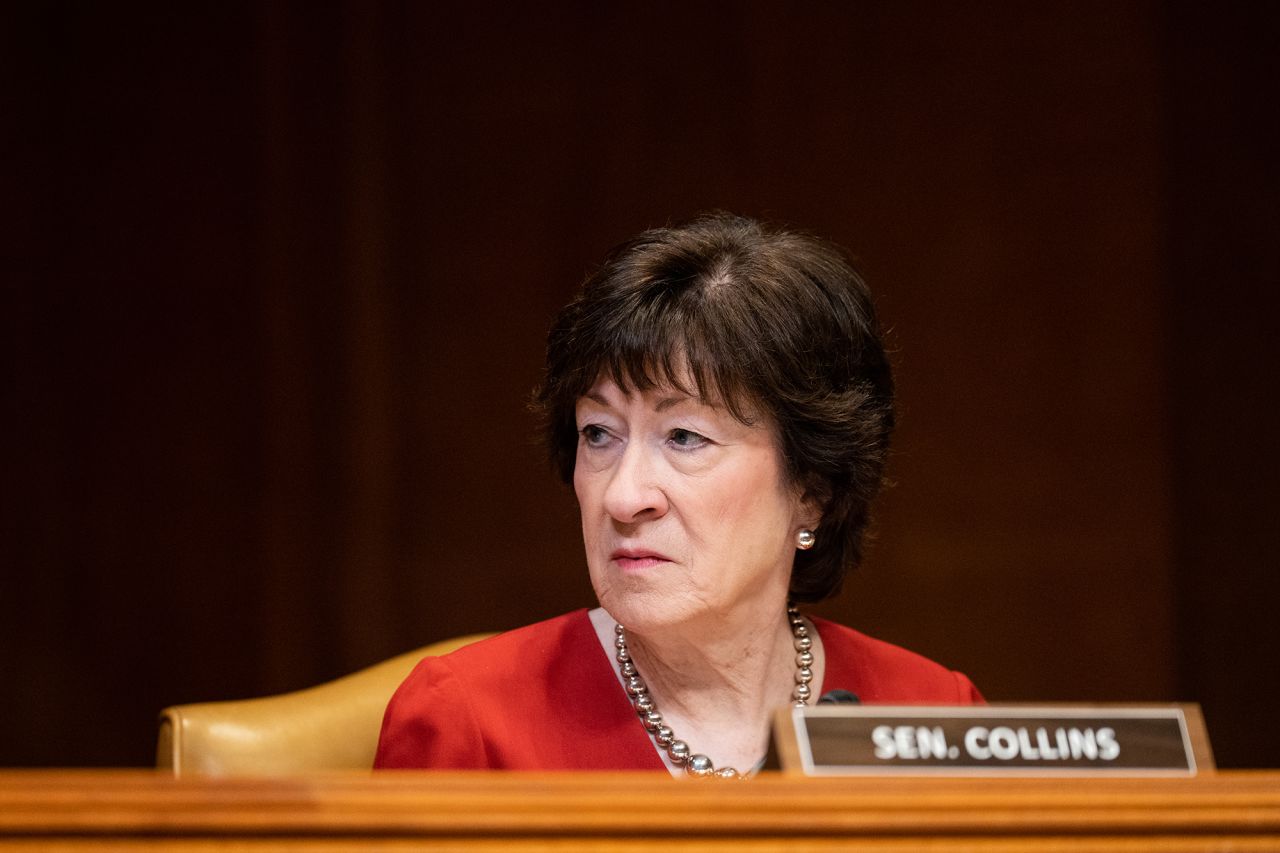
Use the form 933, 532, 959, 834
770, 704, 1212, 777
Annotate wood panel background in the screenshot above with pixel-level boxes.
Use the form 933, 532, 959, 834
2, 2, 1277, 768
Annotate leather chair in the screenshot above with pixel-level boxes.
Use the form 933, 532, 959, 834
157, 633, 494, 776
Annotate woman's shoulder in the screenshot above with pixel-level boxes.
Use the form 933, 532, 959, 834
389, 609, 599, 705
812, 616, 984, 705
375, 609, 657, 770
430, 608, 594, 668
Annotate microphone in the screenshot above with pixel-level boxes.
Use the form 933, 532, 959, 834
817, 689, 861, 705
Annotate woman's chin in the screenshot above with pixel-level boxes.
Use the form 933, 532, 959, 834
595, 591, 701, 635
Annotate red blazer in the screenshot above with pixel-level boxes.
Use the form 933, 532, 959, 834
374, 609, 983, 770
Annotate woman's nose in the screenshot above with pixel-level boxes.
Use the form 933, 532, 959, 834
602, 442, 668, 523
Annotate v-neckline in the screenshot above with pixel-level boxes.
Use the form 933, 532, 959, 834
582, 606, 828, 775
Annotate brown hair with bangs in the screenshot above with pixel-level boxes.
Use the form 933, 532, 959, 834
533, 213, 895, 603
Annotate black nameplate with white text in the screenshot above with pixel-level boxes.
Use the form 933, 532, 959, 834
772, 705, 1211, 777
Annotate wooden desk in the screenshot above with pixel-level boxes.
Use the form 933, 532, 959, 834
2, 770, 1278, 851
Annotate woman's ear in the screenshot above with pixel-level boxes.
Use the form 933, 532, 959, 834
800, 503, 822, 534
793, 481, 825, 533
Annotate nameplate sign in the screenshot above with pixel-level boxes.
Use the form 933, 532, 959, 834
769, 704, 1212, 777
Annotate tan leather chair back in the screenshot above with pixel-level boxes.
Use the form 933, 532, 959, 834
157, 633, 493, 776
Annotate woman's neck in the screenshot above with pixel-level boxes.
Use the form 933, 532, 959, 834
589, 602, 825, 774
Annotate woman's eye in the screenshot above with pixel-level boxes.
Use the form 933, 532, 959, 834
668, 428, 709, 449
580, 424, 611, 447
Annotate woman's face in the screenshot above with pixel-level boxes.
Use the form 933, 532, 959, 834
573, 376, 814, 632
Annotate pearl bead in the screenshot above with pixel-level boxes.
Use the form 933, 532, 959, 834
643, 711, 664, 731
797, 650, 814, 667
668, 741, 690, 764
687, 754, 714, 777
655, 725, 674, 746
714, 767, 740, 779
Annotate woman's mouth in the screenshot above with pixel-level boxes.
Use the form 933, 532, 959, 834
609, 548, 672, 570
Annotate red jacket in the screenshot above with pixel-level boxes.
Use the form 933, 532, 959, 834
375, 609, 982, 770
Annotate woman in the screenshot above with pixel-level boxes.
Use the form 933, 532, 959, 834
375, 213, 981, 777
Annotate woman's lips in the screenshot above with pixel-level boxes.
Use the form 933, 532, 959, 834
610, 548, 672, 570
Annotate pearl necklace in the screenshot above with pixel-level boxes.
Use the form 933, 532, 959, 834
612, 605, 814, 779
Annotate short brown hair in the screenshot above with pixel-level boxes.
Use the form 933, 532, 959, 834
533, 213, 894, 603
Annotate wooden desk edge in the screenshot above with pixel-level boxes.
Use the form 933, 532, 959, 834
1, 770, 1277, 851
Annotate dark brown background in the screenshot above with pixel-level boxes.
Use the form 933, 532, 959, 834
3, 2, 1277, 768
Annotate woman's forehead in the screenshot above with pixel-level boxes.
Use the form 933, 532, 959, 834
578, 374, 765, 426
584, 349, 721, 400
580, 378, 705, 409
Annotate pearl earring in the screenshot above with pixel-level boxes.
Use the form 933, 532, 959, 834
797, 529, 816, 550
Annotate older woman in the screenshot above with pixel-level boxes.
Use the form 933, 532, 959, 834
375, 213, 981, 777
